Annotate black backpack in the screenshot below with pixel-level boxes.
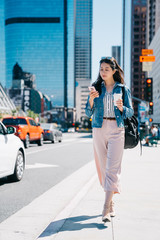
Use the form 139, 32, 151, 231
122, 87, 141, 150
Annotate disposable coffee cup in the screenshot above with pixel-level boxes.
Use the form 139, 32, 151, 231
114, 93, 122, 106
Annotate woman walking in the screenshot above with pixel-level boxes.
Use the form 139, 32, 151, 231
85, 57, 133, 222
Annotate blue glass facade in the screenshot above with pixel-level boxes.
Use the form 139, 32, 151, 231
75, 0, 92, 80
122, 0, 132, 88
67, 0, 75, 107
75, 0, 92, 121
0, 0, 5, 86
5, 0, 75, 107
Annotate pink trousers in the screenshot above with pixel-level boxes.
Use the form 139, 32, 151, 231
93, 119, 124, 194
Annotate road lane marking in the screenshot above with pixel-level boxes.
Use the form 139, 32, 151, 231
26, 163, 59, 169
26, 143, 70, 155
26, 138, 93, 155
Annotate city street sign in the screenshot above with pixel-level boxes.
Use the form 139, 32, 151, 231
139, 56, 155, 62
142, 62, 152, 71
142, 49, 153, 55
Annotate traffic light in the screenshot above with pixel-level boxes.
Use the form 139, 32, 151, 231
146, 78, 153, 101
149, 118, 153, 122
149, 101, 153, 115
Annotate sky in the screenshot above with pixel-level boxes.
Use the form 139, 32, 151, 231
92, 0, 122, 81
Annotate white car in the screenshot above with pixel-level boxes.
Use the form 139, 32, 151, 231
68, 127, 75, 133
0, 121, 25, 181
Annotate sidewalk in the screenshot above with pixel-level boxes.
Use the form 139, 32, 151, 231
38, 145, 160, 240
0, 145, 160, 240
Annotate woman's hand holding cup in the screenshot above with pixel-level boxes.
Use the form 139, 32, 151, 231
116, 99, 123, 112
114, 93, 123, 112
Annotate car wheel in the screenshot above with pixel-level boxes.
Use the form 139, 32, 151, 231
8, 151, 24, 181
24, 134, 30, 148
37, 134, 44, 146
51, 136, 55, 143
58, 136, 62, 142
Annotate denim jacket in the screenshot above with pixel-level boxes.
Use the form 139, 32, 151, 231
85, 82, 134, 128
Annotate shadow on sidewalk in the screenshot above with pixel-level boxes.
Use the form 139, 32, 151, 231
38, 214, 107, 238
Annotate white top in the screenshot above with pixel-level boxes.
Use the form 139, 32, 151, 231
103, 91, 115, 118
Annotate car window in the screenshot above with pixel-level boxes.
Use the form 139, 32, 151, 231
32, 120, 37, 126
29, 119, 37, 126
3, 118, 27, 125
29, 120, 32, 125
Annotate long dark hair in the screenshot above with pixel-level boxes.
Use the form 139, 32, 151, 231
92, 57, 125, 95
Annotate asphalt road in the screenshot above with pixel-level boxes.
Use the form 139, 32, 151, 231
0, 132, 94, 223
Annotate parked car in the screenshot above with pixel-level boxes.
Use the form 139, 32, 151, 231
40, 123, 62, 143
0, 121, 25, 181
68, 127, 75, 133
2, 117, 44, 148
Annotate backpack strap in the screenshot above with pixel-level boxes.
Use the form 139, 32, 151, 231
122, 86, 125, 103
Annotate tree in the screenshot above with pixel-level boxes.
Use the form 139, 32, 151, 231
27, 110, 39, 120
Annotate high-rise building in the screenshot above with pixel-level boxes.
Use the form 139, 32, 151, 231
75, 0, 92, 121
122, 0, 132, 88
112, 46, 121, 66
4, 0, 93, 122
4, 0, 75, 108
0, 0, 5, 86
122, 0, 147, 116
146, 0, 160, 45
147, 27, 160, 123
146, 0, 160, 123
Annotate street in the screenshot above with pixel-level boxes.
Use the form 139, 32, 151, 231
0, 133, 160, 240
0, 132, 93, 223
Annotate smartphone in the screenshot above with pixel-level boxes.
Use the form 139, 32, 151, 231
88, 86, 96, 91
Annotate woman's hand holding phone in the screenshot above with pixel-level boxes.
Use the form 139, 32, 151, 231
89, 86, 99, 99
88, 86, 96, 91
88, 86, 99, 109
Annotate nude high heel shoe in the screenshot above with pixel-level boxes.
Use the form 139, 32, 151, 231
102, 206, 111, 222
110, 200, 116, 217
102, 191, 113, 222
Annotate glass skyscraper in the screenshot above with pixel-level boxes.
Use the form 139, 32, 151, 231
5, 0, 75, 107
75, 0, 92, 120
0, 0, 5, 86
122, 0, 132, 88
75, 0, 92, 81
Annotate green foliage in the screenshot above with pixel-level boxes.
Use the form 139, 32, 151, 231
27, 110, 39, 120
11, 109, 17, 116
